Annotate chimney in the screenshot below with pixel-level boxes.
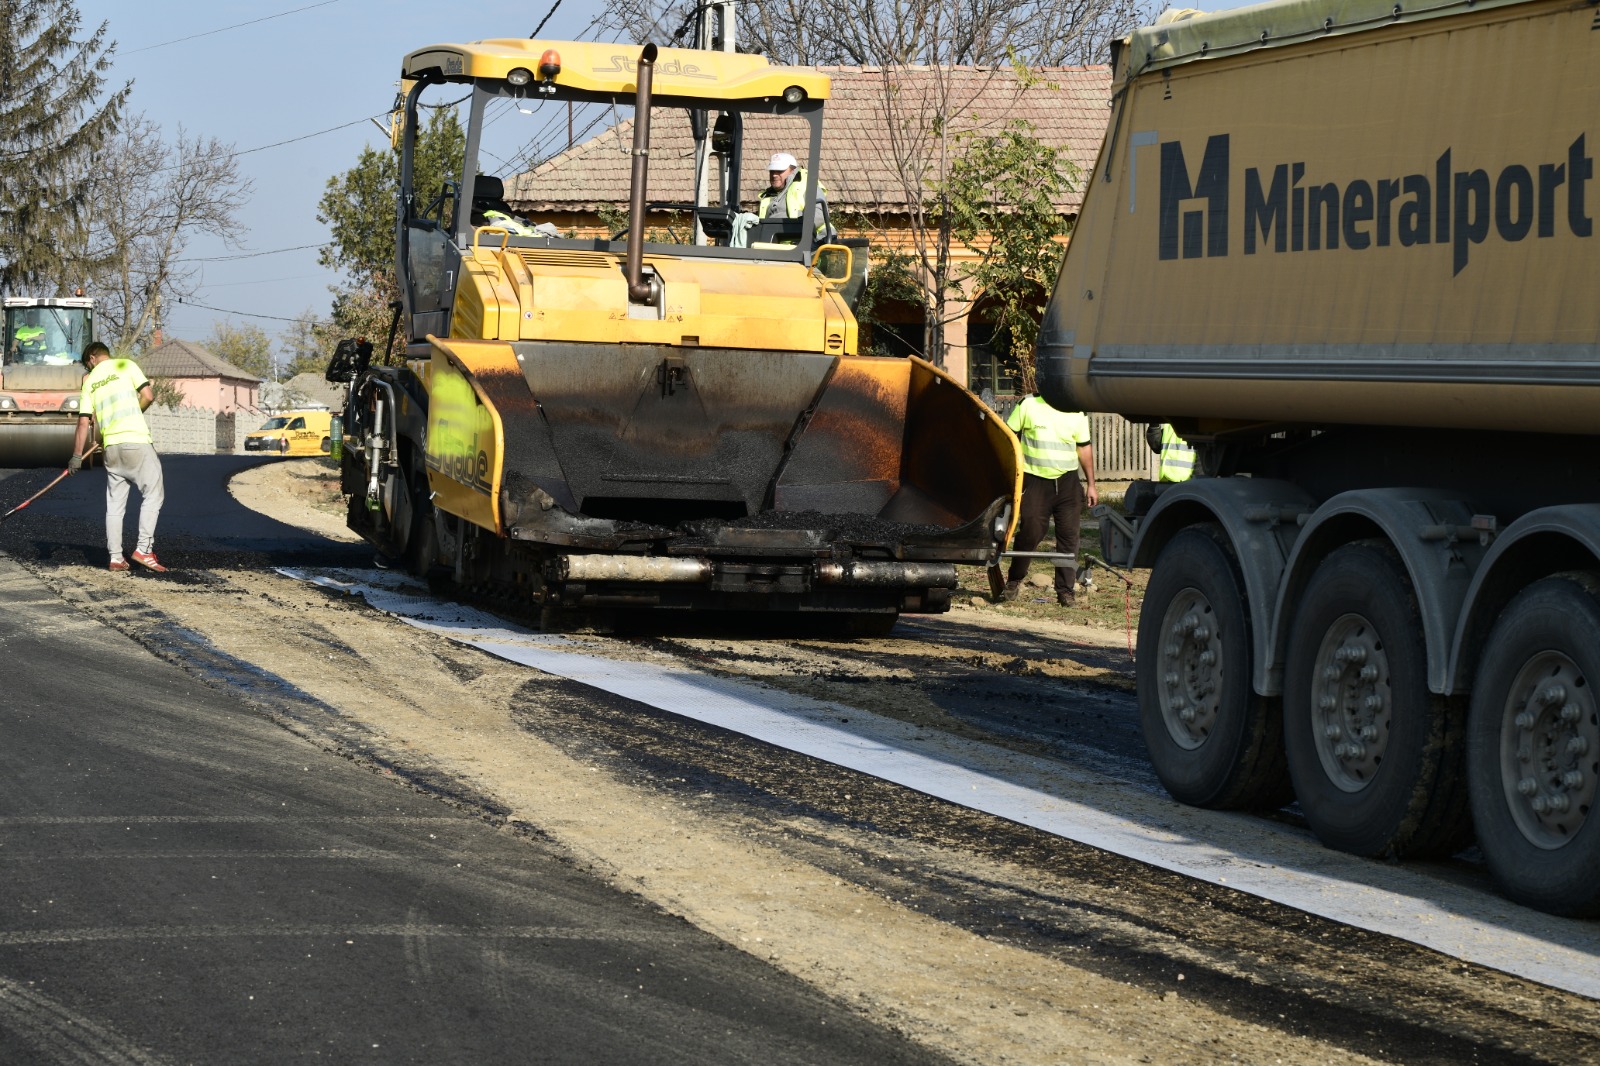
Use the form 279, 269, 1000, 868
151, 329, 163, 348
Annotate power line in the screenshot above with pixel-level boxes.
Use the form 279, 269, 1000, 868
121, 0, 351, 56
176, 243, 324, 264
202, 273, 328, 288
171, 297, 304, 324
531, 0, 565, 38
229, 116, 380, 160
75, 114, 381, 189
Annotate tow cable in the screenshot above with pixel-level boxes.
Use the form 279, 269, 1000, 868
1080, 553, 1137, 661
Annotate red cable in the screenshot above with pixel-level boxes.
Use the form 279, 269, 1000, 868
1125, 587, 1134, 661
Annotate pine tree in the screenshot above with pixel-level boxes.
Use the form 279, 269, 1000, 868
0, 0, 129, 294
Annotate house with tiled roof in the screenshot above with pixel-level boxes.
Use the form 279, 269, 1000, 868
505, 64, 1112, 393
136, 338, 262, 415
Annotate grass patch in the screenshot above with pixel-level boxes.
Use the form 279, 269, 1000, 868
952, 490, 1149, 636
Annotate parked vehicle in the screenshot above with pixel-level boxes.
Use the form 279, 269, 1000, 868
1038, 0, 1600, 915
244, 410, 334, 456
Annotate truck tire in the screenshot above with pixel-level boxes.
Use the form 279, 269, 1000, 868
1467, 574, 1600, 917
1137, 525, 1291, 810
1283, 541, 1470, 858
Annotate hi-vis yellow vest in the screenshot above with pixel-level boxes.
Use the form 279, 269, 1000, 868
1006, 395, 1090, 480
80, 358, 153, 446
1158, 423, 1196, 482
758, 168, 824, 220
482, 209, 535, 235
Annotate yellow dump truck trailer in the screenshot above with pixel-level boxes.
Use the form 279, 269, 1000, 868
333, 40, 1020, 635
1038, 0, 1600, 915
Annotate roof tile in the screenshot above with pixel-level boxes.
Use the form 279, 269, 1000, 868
136, 338, 262, 383
506, 65, 1111, 214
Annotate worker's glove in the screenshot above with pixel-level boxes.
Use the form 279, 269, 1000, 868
67, 454, 82, 474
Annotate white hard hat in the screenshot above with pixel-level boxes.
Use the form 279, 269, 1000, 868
768, 152, 798, 172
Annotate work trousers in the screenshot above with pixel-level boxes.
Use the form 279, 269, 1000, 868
1007, 471, 1083, 592
104, 441, 164, 559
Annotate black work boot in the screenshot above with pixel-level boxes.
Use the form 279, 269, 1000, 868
1057, 568, 1077, 606
1000, 580, 1022, 602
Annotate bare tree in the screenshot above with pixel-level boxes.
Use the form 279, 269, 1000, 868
877, 59, 969, 364
602, 0, 1146, 66
838, 64, 1080, 365
600, 1, 1149, 365
71, 113, 251, 352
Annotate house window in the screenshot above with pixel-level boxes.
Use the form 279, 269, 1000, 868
966, 319, 1023, 398
866, 320, 924, 359
859, 294, 926, 359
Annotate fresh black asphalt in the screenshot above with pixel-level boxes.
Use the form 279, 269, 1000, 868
0, 457, 944, 1066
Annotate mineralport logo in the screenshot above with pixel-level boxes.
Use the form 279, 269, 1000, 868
1156, 133, 1595, 275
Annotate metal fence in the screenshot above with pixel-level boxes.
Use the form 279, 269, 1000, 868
1091, 414, 1157, 480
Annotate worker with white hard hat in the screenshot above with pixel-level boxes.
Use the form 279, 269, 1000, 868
757, 151, 829, 235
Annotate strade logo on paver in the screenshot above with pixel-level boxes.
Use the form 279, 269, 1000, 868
1154, 133, 1596, 275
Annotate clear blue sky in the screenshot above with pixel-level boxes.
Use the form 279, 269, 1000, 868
73, 0, 604, 361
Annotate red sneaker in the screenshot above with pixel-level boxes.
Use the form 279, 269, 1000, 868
109, 558, 130, 573
130, 550, 167, 573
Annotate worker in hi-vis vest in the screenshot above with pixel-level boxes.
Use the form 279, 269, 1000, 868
12, 321, 46, 359
1002, 393, 1098, 606
756, 152, 831, 240
69, 342, 168, 573
1145, 423, 1196, 482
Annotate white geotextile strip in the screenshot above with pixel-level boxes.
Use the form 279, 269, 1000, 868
282, 568, 1600, 1000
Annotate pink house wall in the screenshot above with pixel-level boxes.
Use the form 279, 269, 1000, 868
171, 376, 261, 414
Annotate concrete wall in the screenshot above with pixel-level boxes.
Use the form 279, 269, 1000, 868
145, 406, 231, 455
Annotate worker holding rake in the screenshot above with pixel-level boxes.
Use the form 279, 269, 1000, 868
69, 342, 167, 572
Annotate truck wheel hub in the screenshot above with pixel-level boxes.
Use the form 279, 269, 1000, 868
1500, 652, 1598, 849
1309, 613, 1390, 793
1157, 589, 1222, 750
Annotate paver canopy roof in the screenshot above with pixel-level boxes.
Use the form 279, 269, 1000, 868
506, 66, 1111, 215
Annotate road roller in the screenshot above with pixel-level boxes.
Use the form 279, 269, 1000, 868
1, 296, 92, 468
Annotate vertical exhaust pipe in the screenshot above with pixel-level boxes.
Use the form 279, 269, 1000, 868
624, 43, 659, 305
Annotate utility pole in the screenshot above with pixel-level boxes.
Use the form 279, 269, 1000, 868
695, 1, 736, 51
693, 2, 737, 245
